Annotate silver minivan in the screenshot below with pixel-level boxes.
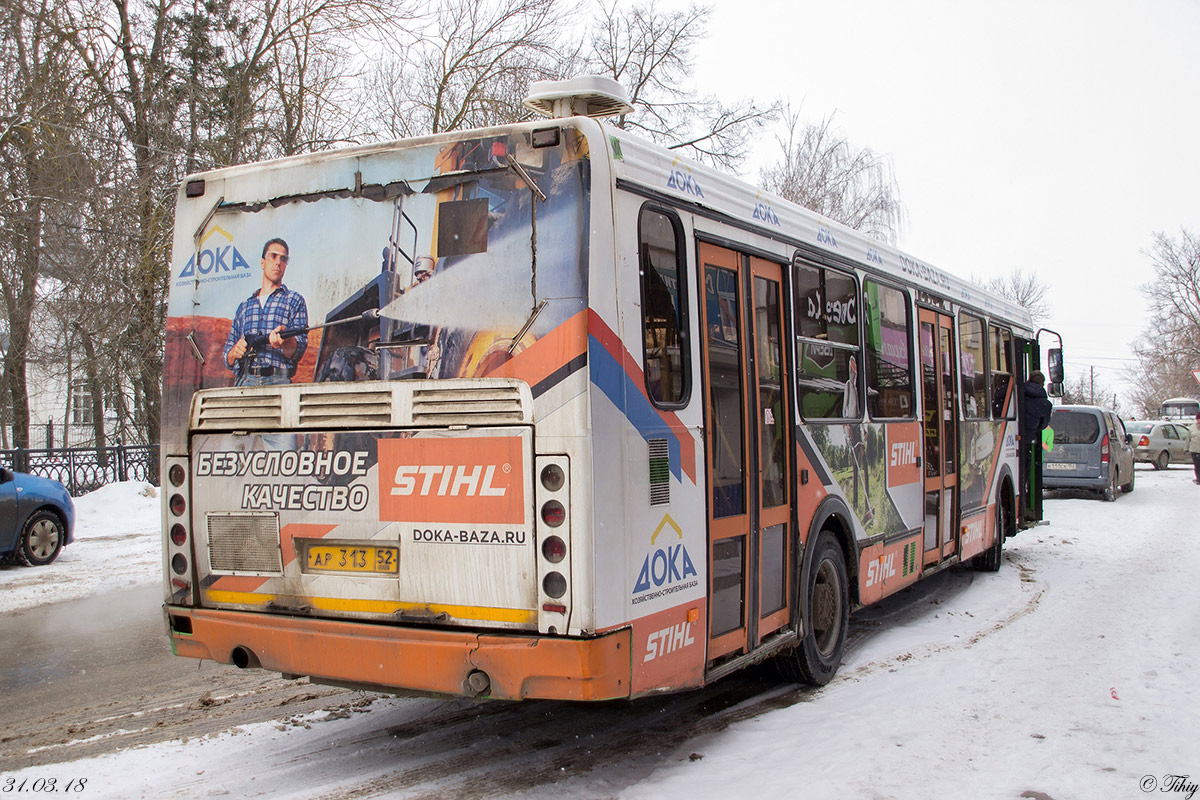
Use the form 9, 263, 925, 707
1042, 405, 1136, 501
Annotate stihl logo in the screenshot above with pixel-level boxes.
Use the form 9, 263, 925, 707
379, 437, 525, 524
962, 516, 985, 549
390, 465, 508, 498
865, 553, 896, 588
643, 622, 696, 663
890, 441, 917, 467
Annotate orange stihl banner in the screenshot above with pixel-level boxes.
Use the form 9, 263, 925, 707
377, 437, 525, 524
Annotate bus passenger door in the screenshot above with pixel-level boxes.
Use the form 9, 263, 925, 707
698, 244, 794, 663
749, 257, 792, 642
919, 309, 958, 566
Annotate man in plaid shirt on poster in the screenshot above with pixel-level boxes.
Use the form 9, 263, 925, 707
223, 237, 309, 386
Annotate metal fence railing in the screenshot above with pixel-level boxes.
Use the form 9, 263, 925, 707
0, 444, 160, 496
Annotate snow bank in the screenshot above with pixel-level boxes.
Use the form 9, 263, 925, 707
0, 481, 161, 615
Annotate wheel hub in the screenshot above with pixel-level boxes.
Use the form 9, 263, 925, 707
30, 520, 59, 559
812, 581, 835, 631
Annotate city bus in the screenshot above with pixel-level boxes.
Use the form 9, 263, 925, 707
1159, 397, 1199, 420
162, 76, 1058, 700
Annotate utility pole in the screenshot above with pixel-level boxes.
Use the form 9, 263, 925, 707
1090, 366, 1095, 404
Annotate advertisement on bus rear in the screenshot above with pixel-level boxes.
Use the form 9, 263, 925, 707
164, 130, 592, 445
190, 428, 537, 621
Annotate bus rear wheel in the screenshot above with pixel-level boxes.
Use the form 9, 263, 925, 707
974, 499, 1006, 573
777, 530, 848, 686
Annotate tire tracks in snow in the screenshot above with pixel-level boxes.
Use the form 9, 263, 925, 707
298, 556, 1047, 800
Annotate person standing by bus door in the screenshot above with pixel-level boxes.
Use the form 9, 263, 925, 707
223, 237, 309, 387
1187, 413, 1200, 484
1020, 371, 1053, 488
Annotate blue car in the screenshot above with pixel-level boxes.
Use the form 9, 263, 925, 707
0, 467, 76, 566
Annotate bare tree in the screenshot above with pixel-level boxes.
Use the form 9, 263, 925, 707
0, 0, 92, 448
586, 1, 773, 171
46, 0, 409, 445
365, 0, 571, 139
975, 268, 1052, 327
1060, 368, 1123, 414
760, 106, 903, 243
1126, 228, 1200, 413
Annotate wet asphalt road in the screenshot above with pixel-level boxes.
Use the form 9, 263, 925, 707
0, 584, 350, 771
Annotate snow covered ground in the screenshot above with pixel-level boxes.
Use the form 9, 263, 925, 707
2, 470, 1198, 799
0, 482, 162, 614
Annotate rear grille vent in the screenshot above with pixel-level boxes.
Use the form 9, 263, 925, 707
411, 385, 526, 426
648, 439, 670, 506
299, 390, 392, 426
196, 393, 282, 429
207, 513, 282, 574
191, 378, 531, 430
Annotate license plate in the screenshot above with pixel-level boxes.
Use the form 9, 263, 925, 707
306, 545, 399, 574
1044, 462, 1076, 471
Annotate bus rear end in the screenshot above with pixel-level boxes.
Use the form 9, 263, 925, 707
161, 121, 629, 700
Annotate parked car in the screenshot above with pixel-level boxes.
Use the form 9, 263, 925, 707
1042, 405, 1136, 501
0, 467, 76, 566
1127, 420, 1192, 470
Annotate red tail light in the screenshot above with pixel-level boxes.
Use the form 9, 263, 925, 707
541, 500, 566, 527
1137, 435, 1150, 447
1101, 434, 1110, 462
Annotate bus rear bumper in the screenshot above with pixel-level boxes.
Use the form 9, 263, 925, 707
165, 605, 632, 701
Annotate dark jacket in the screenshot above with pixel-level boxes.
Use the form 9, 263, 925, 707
1021, 381, 1053, 439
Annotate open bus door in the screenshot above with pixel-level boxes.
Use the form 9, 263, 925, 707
1017, 332, 1063, 527
697, 243, 794, 666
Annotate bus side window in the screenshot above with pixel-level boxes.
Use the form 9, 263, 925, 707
863, 280, 914, 419
638, 206, 689, 406
989, 324, 1014, 419
792, 261, 861, 420
958, 312, 988, 420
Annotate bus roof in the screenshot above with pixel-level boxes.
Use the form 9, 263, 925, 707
178, 115, 1037, 336
606, 129, 1036, 334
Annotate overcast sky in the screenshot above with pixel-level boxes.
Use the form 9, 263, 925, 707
680, 0, 1200, 404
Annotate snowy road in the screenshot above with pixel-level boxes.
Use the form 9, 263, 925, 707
1, 468, 1197, 799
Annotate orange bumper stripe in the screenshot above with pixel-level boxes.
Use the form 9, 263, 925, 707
168, 606, 632, 701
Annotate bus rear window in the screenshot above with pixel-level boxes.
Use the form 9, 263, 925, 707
639, 206, 688, 406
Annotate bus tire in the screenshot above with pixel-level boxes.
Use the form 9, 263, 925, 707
16, 511, 64, 567
779, 530, 849, 686
974, 500, 1006, 573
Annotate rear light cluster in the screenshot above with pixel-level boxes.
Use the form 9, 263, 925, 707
1137, 435, 1150, 447
165, 457, 193, 600
1100, 434, 1110, 463
535, 455, 571, 634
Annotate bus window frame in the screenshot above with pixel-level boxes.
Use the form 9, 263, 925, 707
862, 277, 916, 422
957, 310, 989, 422
637, 203, 691, 410
791, 258, 863, 423
988, 321, 1016, 420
